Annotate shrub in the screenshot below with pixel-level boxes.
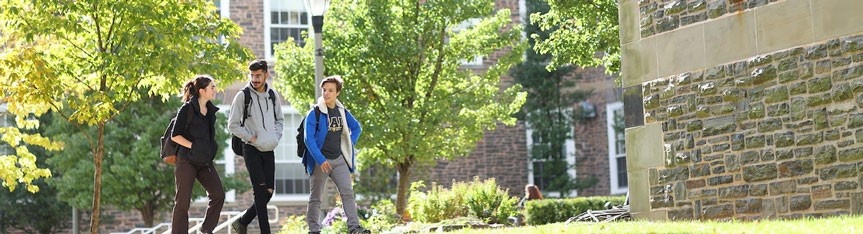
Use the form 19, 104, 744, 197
276, 215, 308, 234
524, 196, 627, 225
361, 199, 401, 233
463, 177, 518, 224
407, 181, 466, 223
408, 177, 517, 224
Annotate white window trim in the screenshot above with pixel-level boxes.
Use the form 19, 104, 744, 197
271, 104, 309, 202
217, 0, 230, 19
607, 102, 628, 195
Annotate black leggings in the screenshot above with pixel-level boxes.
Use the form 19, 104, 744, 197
238, 145, 275, 233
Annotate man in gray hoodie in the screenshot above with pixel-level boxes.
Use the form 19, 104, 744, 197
228, 59, 284, 234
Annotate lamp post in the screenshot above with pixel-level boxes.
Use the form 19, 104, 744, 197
308, 0, 330, 100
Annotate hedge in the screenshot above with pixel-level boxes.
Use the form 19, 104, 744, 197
523, 196, 627, 225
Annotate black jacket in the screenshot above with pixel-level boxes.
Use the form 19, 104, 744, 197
171, 97, 220, 165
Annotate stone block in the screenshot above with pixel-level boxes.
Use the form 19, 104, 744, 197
769, 180, 797, 195
736, 198, 763, 214
819, 164, 857, 181
743, 163, 777, 182
619, 0, 640, 44
656, 24, 706, 78
778, 159, 814, 177
812, 0, 863, 41
814, 200, 850, 211
755, 0, 814, 54
789, 195, 812, 211
701, 204, 734, 219
622, 39, 658, 87
704, 10, 757, 65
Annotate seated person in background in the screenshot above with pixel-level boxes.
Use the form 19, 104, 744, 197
511, 184, 543, 226
518, 184, 543, 208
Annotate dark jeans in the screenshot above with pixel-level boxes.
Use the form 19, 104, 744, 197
172, 157, 225, 233
238, 144, 275, 233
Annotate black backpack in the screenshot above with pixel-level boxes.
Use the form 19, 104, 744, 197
296, 107, 321, 158
231, 87, 277, 156
160, 107, 192, 164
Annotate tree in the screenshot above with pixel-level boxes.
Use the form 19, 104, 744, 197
0, 115, 70, 234
0, 0, 252, 231
273, 0, 527, 216
44, 95, 249, 227
531, 0, 620, 73
512, 0, 598, 197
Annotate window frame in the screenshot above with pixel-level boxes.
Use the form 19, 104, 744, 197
525, 108, 577, 197
263, 0, 311, 60
606, 102, 628, 195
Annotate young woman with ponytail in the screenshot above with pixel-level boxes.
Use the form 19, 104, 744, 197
169, 75, 225, 234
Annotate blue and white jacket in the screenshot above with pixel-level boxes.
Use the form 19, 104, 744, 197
302, 97, 362, 175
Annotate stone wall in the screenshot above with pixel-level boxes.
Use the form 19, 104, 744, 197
642, 33, 863, 220
619, 0, 863, 220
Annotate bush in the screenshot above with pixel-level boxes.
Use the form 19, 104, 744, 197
277, 215, 308, 234
463, 177, 518, 224
524, 196, 627, 225
361, 199, 400, 233
407, 181, 466, 223
408, 177, 517, 224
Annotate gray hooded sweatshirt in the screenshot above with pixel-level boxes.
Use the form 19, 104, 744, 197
227, 83, 285, 152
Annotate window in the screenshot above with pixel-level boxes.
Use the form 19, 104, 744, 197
607, 102, 627, 195
272, 111, 309, 200
451, 18, 484, 66
264, 0, 309, 59
525, 108, 577, 197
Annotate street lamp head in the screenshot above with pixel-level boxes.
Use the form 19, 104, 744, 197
307, 0, 330, 16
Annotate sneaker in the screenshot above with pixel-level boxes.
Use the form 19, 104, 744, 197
231, 221, 247, 234
348, 226, 371, 234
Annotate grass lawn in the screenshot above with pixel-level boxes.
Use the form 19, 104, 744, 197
446, 215, 863, 234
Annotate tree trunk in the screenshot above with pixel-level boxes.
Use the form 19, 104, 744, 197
140, 201, 155, 227
395, 161, 412, 219
90, 123, 105, 234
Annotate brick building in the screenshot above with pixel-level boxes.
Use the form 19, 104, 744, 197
21, 0, 623, 232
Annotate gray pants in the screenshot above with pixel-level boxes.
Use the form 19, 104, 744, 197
307, 155, 360, 232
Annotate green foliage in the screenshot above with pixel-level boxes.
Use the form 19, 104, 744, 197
512, 0, 596, 196
0, 122, 61, 193
0, 180, 71, 234
273, 0, 527, 215
276, 215, 309, 234
408, 177, 517, 224
408, 181, 466, 223
360, 199, 401, 233
531, 0, 620, 73
523, 196, 626, 225
463, 177, 518, 224
0, 0, 252, 228
0, 118, 70, 233
354, 162, 397, 205
43, 95, 249, 226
